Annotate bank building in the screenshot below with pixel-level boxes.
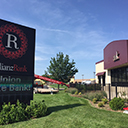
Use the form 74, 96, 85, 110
95, 40, 128, 99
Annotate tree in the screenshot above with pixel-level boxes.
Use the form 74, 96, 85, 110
42, 71, 51, 83
46, 52, 78, 84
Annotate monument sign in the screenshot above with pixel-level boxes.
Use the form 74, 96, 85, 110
0, 19, 35, 105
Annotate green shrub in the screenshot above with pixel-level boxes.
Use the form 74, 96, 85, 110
124, 98, 128, 103
93, 98, 97, 104
64, 88, 67, 92
71, 90, 76, 94
109, 97, 125, 110
101, 91, 107, 98
73, 83, 101, 92
0, 102, 12, 124
83, 91, 107, 101
0, 100, 27, 124
75, 91, 78, 95
86, 93, 94, 101
0, 100, 47, 125
13, 100, 26, 122
26, 100, 47, 118
78, 92, 82, 95
81, 89, 85, 94
102, 98, 108, 104
98, 102, 104, 107
95, 93, 103, 101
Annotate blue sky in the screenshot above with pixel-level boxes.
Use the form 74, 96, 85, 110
1, 0, 128, 79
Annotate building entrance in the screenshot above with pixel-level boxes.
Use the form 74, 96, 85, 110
98, 74, 105, 86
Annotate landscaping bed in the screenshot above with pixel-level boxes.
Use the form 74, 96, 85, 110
71, 94, 119, 112
89, 100, 123, 113
69, 88, 128, 113
71, 94, 125, 113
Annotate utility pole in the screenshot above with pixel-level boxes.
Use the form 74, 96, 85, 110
82, 74, 84, 82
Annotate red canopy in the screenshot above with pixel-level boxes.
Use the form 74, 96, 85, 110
96, 72, 105, 76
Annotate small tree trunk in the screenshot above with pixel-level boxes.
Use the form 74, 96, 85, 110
58, 84, 59, 90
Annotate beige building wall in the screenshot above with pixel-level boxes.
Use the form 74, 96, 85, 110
105, 69, 111, 84
95, 61, 111, 84
96, 61, 105, 83
70, 77, 75, 83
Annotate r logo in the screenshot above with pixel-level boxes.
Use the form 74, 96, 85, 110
0, 24, 28, 59
6, 33, 19, 50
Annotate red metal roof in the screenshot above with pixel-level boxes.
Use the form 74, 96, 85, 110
95, 60, 104, 64
96, 72, 105, 76
104, 40, 128, 69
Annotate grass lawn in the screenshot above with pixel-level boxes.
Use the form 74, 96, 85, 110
1, 91, 128, 128
49, 83, 68, 89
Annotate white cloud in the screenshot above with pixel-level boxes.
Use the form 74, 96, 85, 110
35, 56, 47, 61
40, 28, 72, 34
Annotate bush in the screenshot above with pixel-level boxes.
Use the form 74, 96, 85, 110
81, 89, 85, 94
86, 85, 94, 90
93, 98, 97, 104
124, 98, 128, 103
0, 100, 47, 125
76, 84, 84, 91
26, 100, 47, 118
75, 91, 78, 95
98, 102, 104, 107
83, 91, 107, 101
64, 88, 67, 92
109, 97, 125, 110
101, 91, 107, 98
102, 98, 108, 104
78, 92, 82, 95
95, 93, 103, 101
0, 101, 27, 124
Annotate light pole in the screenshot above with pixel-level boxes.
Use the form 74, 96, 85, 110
93, 72, 95, 83
82, 74, 84, 82
93, 72, 96, 90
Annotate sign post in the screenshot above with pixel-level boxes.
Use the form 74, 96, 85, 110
0, 19, 35, 105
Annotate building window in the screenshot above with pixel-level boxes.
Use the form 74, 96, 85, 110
111, 66, 128, 86
126, 67, 128, 82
